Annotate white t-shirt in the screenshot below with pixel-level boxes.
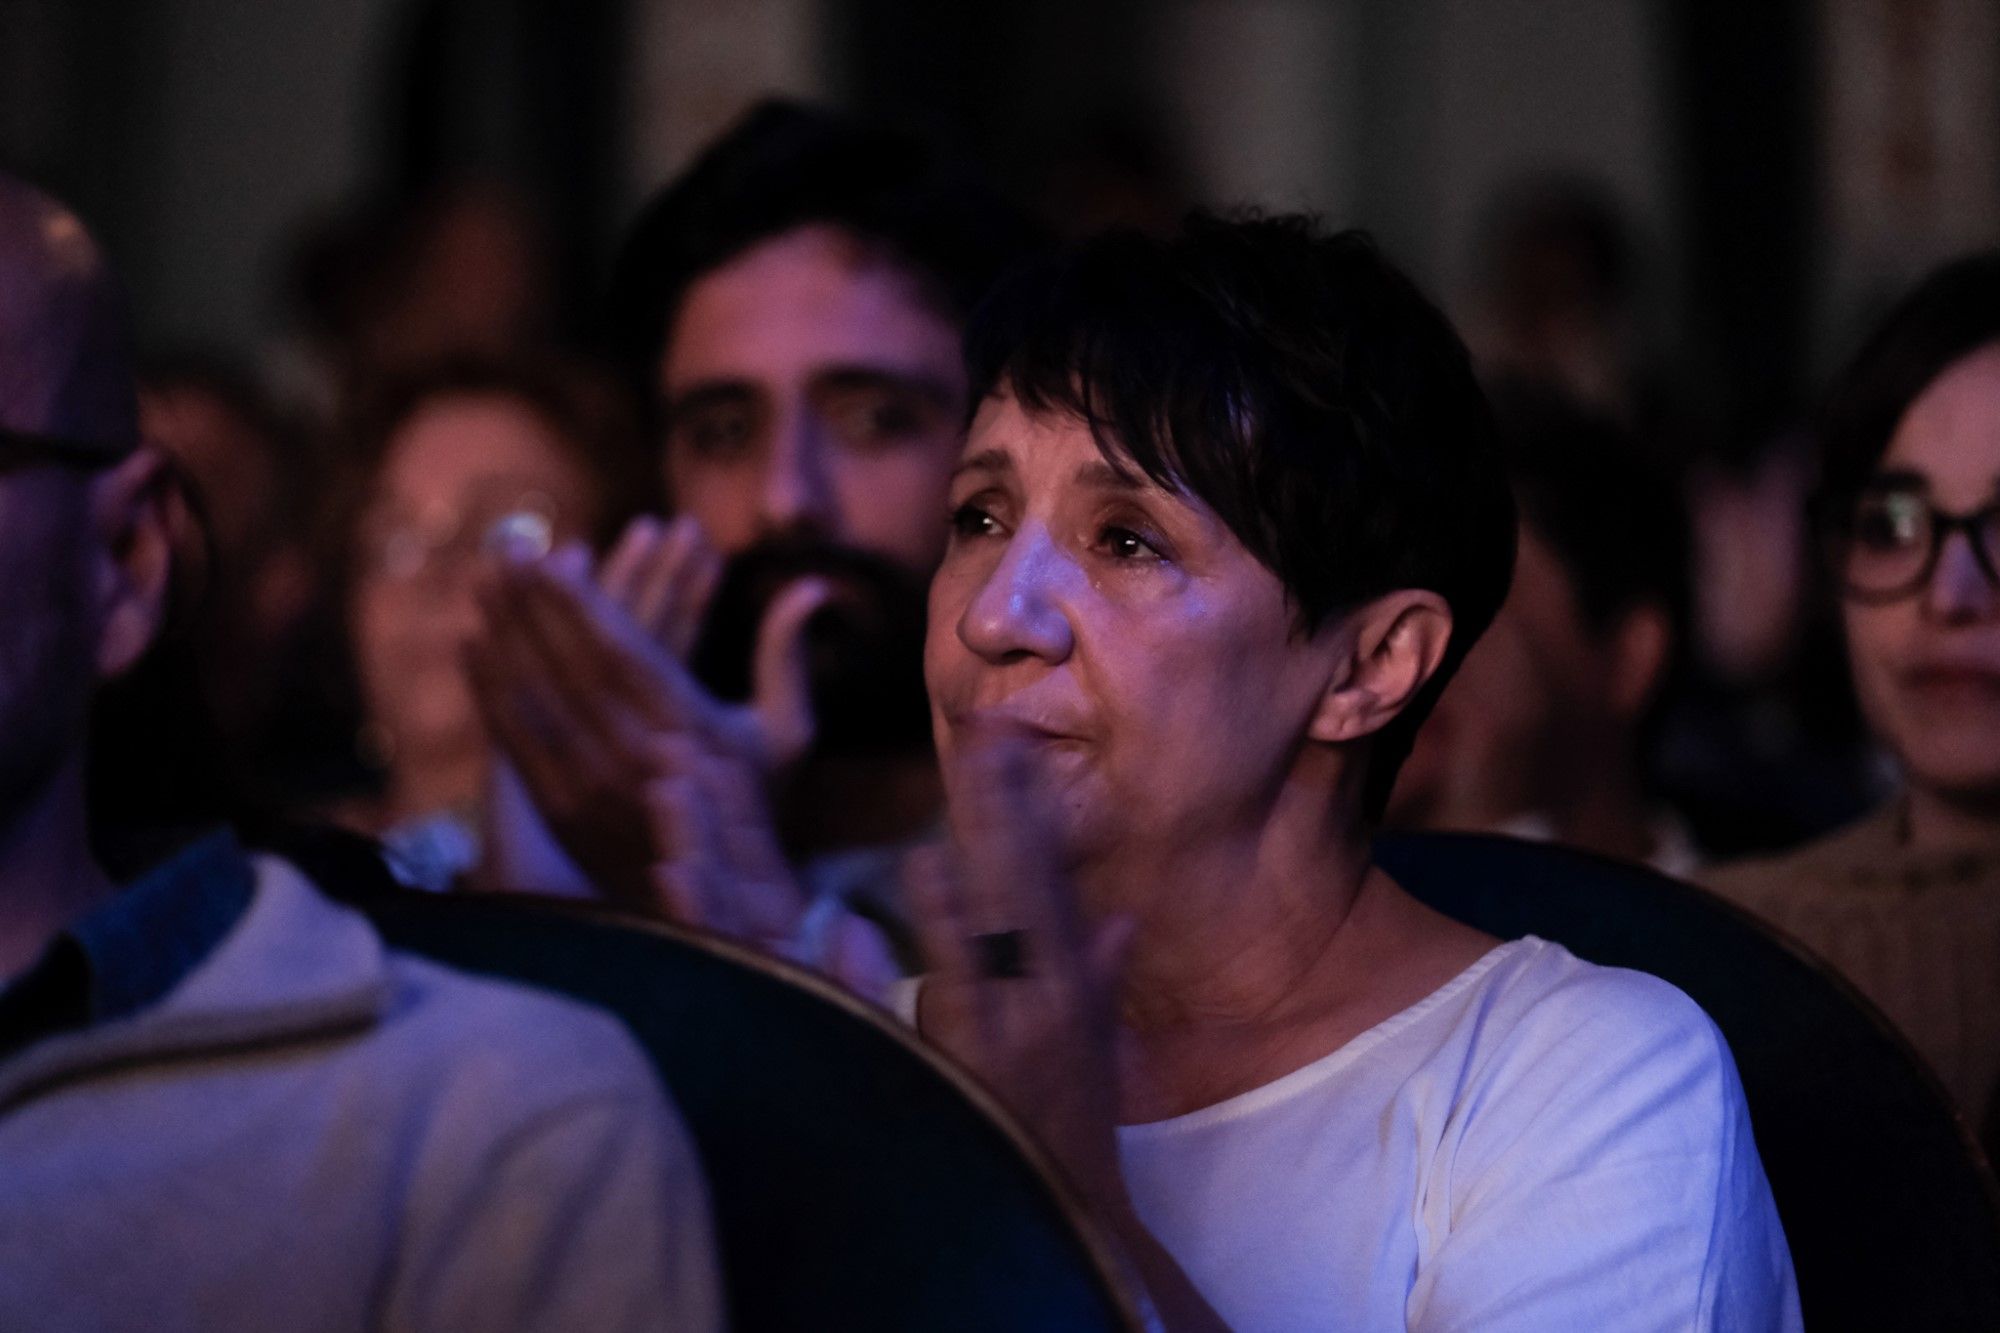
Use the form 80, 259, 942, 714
1114, 937, 1800, 1331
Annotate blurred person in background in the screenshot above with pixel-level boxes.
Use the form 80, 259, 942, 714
340, 356, 650, 889
1388, 382, 1699, 875
1462, 175, 1648, 427
1709, 253, 2000, 1149
0, 172, 719, 1332
117, 362, 343, 812
468, 100, 1040, 957
278, 181, 555, 421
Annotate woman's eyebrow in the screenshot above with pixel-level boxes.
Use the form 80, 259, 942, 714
951, 448, 1013, 481
1075, 458, 1148, 492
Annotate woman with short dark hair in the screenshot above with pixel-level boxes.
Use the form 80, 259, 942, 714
900, 215, 1799, 1330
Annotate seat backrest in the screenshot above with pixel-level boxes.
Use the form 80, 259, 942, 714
1376, 830, 2000, 1331
363, 894, 1137, 1333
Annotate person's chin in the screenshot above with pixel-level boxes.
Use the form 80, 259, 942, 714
1906, 749, 2000, 807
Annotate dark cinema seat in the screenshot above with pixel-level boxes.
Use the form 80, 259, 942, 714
1376, 829, 2000, 1332
362, 892, 1140, 1332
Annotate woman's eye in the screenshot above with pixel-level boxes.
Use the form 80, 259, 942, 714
1101, 525, 1163, 562
949, 502, 999, 538
1852, 494, 1928, 550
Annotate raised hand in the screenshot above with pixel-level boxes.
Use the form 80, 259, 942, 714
906, 734, 1137, 1214
641, 733, 900, 1002
464, 522, 826, 905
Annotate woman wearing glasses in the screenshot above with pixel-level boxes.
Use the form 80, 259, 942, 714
1711, 253, 2000, 1142
340, 357, 650, 889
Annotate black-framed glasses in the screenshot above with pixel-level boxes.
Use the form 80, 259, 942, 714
0, 425, 131, 473
1820, 484, 2000, 603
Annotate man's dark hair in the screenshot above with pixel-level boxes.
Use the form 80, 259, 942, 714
966, 213, 1518, 819
603, 99, 1042, 416
1487, 379, 1688, 639
1818, 251, 2000, 510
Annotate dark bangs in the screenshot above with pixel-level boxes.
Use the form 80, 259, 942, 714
963, 215, 1516, 819
966, 216, 1516, 643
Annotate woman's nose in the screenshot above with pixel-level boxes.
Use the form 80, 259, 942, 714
1923, 528, 2000, 623
957, 526, 1075, 664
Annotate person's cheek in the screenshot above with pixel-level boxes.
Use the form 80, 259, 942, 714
669, 461, 758, 557
1841, 604, 1903, 738
843, 448, 957, 571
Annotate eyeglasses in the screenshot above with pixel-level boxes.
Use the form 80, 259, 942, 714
356, 478, 564, 584
1821, 484, 2000, 603
0, 425, 131, 473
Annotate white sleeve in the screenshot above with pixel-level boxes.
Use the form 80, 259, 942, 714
1409, 969, 1802, 1333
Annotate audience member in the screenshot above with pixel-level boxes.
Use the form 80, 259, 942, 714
1462, 174, 1647, 425
877, 214, 1794, 1328
279, 182, 555, 420
1389, 381, 1699, 874
339, 355, 649, 888
469, 100, 1039, 944
102, 361, 340, 818
1709, 252, 2000, 1146
0, 177, 721, 1329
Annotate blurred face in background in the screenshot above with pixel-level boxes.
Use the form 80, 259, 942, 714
658, 224, 967, 574
350, 392, 599, 818
1839, 341, 2000, 806
1391, 524, 1666, 831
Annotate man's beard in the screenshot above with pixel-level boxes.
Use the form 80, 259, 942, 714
689, 538, 933, 759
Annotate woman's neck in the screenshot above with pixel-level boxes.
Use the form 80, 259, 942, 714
1085, 768, 1500, 1123
1902, 785, 2000, 855
1086, 768, 1375, 1033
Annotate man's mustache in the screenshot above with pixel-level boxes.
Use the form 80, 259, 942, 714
689, 537, 933, 757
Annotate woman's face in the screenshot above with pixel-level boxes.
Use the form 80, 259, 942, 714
1842, 342, 2000, 802
925, 394, 1336, 865
351, 392, 598, 804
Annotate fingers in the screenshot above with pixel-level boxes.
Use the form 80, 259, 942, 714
904, 843, 997, 1049
464, 590, 624, 806
499, 547, 708, 736
904, 844, 977, 983
598, 518, 660, 609
644, 764, 725, 932
949, 733, 1081, 957
477, 565, 644, 767
598, 515, 723, 658
825, 913, 901, 1006
749, 576, 832, 769
640, 517, 723, 658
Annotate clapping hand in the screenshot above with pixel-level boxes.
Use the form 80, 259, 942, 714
464, 515, 827, 906
642, 732, 900, 1001
907, 734, 1138, 1214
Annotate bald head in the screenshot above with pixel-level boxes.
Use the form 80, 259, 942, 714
0, 174, 137, 457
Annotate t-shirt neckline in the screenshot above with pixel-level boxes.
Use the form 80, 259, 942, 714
1117, 936, 1544, 1139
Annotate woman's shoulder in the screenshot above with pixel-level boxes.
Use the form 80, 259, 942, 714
1703, 802, 1904, 907
1466, 936, 1715, 1036
1442, 938, 1731, 1094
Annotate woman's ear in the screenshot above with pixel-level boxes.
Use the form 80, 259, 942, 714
1307, 590, 1454, 745
88, 447, 174, 680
